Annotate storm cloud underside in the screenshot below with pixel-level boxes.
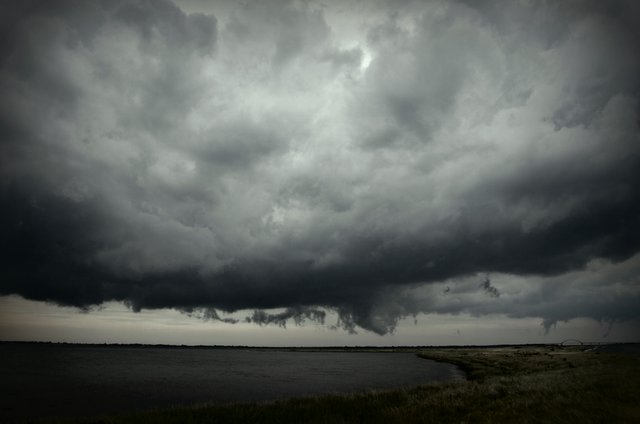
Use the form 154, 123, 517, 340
1, 0, 639, 335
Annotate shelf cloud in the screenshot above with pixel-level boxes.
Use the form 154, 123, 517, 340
1, 0, 639, 334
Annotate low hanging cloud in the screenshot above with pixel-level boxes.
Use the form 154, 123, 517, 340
1, 0, 639, 335
480, 276, 500, 298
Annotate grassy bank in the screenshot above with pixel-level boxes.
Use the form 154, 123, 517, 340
48, 346, 639, 424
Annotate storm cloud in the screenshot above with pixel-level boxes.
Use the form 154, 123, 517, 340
1, 0, 639, 335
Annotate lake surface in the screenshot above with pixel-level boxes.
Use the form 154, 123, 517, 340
0, 343, 464, 420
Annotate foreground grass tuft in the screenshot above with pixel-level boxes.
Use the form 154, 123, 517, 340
48, 346, 640, 424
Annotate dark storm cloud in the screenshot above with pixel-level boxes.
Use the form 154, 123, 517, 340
1, 0, 639, 334
247, 307, 326, 328
368, 253, 640, 335
480, 277, 499, 298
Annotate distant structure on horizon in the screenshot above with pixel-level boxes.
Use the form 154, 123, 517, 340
559, 339, 583, 346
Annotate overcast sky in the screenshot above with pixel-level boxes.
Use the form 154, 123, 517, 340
1, 0, 639, 345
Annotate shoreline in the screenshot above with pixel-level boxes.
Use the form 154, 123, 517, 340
5, 344, 639, 423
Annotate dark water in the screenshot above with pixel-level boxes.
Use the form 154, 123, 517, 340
0, 344, 463, 420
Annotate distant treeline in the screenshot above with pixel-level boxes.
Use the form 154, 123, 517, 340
0, 340, 624, 350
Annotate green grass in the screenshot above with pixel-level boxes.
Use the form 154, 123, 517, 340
47, 346, 640, 424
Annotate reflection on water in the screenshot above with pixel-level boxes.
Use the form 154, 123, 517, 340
0, 343, 464, 420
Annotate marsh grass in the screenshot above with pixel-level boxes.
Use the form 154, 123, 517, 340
46, 346, 640, 424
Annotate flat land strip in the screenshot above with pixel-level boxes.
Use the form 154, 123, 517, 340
41, 345, 640, 423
